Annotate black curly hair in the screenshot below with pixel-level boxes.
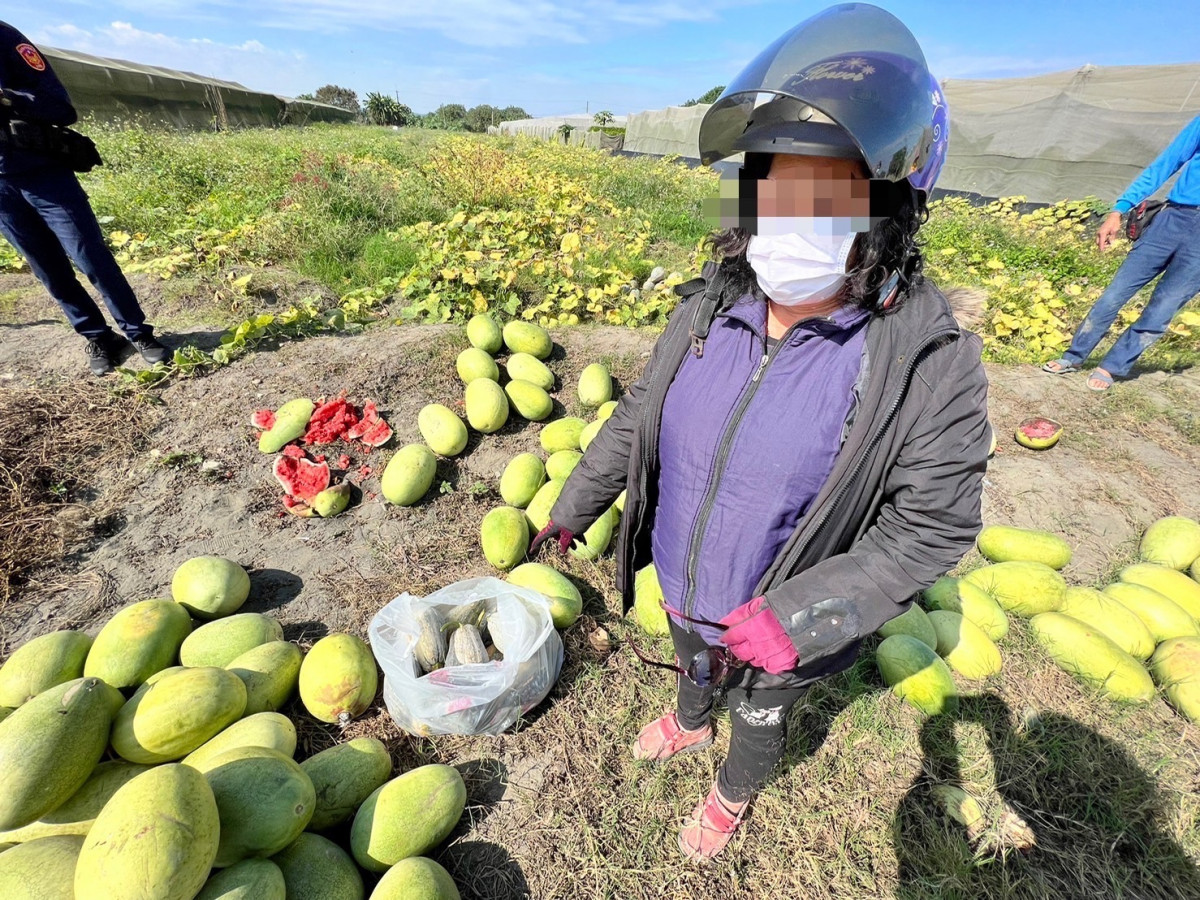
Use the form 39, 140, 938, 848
708, 153, 929, 312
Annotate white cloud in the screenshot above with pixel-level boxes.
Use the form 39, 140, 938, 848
36, 21, 308, 91
89, 0, 757, 48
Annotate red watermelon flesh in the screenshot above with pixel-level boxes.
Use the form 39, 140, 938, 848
274, 454, 331, 501
1015, 416, 1063, 450
303, 397, 359, 445
1020, 418, 1060, 439
250, 409, 276, 430
347, 401, 393, 447
282, 444, 307, 459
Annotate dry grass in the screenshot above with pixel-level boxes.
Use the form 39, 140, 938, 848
0, 382, 148, 635
2, 327, 1198, 898
308, 538, 1200, 900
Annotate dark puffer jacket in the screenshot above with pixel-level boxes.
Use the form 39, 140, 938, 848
550, 264, 991, 684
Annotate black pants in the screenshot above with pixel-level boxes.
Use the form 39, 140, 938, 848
670, 619, 807, 803
0, 168, 151, 340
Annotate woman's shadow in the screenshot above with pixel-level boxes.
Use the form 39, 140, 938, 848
892, 693, 1200, 899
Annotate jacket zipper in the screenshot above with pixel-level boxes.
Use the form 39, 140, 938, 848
681, 325, 802, 625
764, 329, 956, 593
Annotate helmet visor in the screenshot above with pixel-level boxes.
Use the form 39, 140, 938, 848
699, 3, 933, 179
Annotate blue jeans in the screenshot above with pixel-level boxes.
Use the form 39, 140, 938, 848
0, 167, 151, 341
1062, 204, 1200, 377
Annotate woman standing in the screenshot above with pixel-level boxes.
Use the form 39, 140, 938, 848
532, 3, 989, 862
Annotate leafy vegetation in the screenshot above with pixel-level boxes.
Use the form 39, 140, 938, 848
683, 85, 725, 106
2, 124, 1196, 381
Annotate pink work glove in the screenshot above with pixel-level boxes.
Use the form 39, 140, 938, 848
528, 520, 575, 555
719, 596, 799, 675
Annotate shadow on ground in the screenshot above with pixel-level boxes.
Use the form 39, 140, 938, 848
892, 693, 1200, 899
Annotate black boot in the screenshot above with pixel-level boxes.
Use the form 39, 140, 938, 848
131, 334, 171, 365
85, 333, 122, 376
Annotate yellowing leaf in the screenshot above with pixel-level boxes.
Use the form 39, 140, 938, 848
1177, 310, 1200, 327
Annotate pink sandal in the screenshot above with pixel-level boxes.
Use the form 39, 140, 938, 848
678, 783, 750, 862
631, 712, 714, 762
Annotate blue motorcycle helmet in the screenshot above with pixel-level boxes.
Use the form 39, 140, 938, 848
699, 3, 944, 193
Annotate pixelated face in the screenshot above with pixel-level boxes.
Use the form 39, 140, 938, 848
705, 153, 888, 236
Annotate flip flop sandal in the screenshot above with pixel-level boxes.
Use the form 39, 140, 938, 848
1086, 370, 1114, 392
631, 712, 714, 762
1041, 358, 1077, 375
678, 785, 750, 862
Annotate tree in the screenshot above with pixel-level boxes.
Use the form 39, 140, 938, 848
363, 92, 413, 126
464, 104, 502, 133
312, 84, 359, 113
593, 110, 615, 126
557, 123, 575, 143
499, 105, 530, 123
683, 85, 725, 107
434, 104, 468, 128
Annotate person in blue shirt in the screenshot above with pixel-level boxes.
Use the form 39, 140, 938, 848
1043, 116, 1200, 390
0, 20, 169, 376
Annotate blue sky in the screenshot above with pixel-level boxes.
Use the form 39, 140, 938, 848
14, 1, 1200, 117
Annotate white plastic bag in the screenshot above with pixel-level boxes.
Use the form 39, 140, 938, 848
368, 576, 564, 736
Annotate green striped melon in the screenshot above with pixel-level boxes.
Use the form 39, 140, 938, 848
183, 712, 298, 772
75, 765, 219, 899
301, 737, 393, 831
196, 858, 286, 900
272, 833, 363, 900
927, 610, 1002, 679
875, 635, 958, 716
1030, 612, 1154, 702
962, 561, 1065, 617
976, 524, 1072, 569
0, 835, 85, 899
1150, 636, 1200, 724
1104, 582, 1200, 642
499, 453, 546, 508
0, 678, 123, 831
0, 631, 92, 708
350, 765, 466, 873
111, 667, 247, 764
203, 747, 315, 867
877, 604, 937, 650
225, 641, 302, 715
180, 613, 284, 668
1119, 563, 1200, 620
1059, 586, 1155, 660
84, 599, 193, 689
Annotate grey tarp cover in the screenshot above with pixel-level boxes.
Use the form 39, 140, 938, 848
624, 105, 710, 158
41, 46, 356, 130
940, 63, 1200, 204
619, 64, 1200, 204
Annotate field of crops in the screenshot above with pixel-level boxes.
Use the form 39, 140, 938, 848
0, 125, 1199, 900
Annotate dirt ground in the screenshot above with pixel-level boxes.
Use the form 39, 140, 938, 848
2, 298, 1199, 899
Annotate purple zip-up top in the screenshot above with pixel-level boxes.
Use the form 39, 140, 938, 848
651, 293, 869, 645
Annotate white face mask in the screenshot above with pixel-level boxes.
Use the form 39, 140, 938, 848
746, 221, 860, 306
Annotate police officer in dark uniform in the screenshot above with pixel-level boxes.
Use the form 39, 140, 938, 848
0, 20, 169, 375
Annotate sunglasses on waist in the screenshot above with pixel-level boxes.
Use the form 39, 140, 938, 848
626, 603, 744, 688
